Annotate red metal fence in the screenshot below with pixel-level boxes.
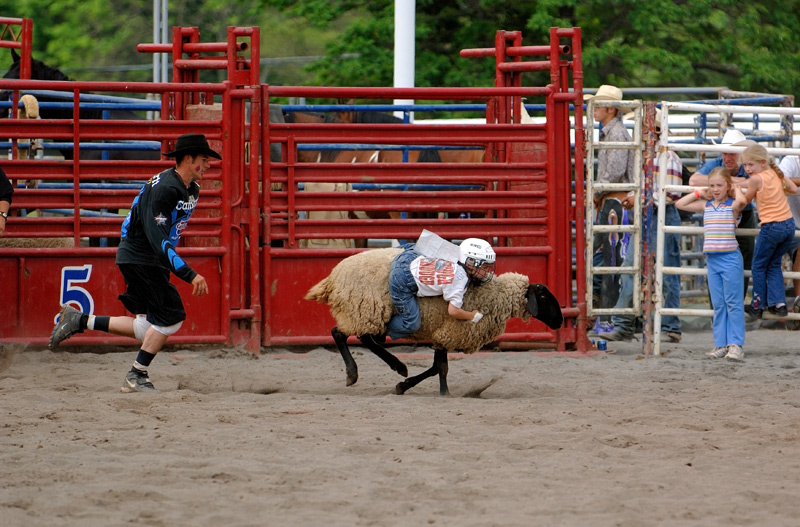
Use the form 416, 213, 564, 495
0, 21, 588, 352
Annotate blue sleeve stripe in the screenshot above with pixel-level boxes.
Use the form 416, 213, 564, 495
166, 246, 186, 270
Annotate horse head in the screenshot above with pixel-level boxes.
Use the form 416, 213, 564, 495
5, 48, 72, 81
1, 49, 74, 102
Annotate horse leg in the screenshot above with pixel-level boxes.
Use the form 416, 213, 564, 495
358, 334, 408, 377
395, 348, 450, 396
332, 327, 358, 386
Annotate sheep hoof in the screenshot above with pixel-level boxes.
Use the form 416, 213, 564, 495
395, 362, 408, 377
346, 374, 358, 386
395, 381, 408, 395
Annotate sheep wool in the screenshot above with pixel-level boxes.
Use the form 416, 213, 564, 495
416, 272, 531, 354
305, 248, 400, 336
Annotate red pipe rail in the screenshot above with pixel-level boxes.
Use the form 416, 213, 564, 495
0, 17, 32, 78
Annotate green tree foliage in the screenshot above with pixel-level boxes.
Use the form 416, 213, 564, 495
0, 0, 154, 81
264, 0, 800, 99
0, 0, 347, 84
264, 0, 542, 87
1, 0, 799, 100
527, 0, 800, 97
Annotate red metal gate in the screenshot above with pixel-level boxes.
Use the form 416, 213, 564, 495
0, 22, 262, 350
0, 21, 588, 352
261, 27, 587, 351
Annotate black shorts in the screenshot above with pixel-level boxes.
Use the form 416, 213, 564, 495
117, 264, 186, 326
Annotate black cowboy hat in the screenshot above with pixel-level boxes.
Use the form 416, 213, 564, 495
163, 134, 222, 160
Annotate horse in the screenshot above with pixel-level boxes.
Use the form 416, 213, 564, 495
1, 49, 159, 161
0, 51, 166, 247
282, 108, 492, 224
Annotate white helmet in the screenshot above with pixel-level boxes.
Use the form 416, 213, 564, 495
459, 238, 496, 284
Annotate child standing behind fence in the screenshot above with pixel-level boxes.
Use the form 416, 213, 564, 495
741, 144, 798, 319
676, 167, 748, 360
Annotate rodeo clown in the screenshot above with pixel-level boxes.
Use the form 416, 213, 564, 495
48, 134, 221, 393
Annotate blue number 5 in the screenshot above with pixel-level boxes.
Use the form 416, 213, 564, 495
59, 265, 95, 315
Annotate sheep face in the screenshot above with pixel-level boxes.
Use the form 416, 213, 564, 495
525, 284, 563, 329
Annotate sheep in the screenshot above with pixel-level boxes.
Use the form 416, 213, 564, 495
305, 247, 563, 395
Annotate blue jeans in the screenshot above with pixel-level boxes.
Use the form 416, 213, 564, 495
751, 218, 796, 309
611, 204, 682, 335
707, 251, 745, 347
386, 247, 422, 339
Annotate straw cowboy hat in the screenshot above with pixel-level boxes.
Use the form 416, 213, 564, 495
584, 84, 623, 101
163, 134, 222, 160
712, 129, 748, 146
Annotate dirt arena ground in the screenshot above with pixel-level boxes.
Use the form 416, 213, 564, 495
2, 322, 800, 527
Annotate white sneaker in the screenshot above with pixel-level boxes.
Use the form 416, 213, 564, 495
725, 344, 744, 361
706, 347, 728, 359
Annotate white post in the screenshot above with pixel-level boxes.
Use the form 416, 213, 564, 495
161, 0, 169, 82
393, 0, 415, 122
153, 0, 161, 84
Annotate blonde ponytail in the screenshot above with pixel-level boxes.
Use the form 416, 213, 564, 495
769, 159, 785, 180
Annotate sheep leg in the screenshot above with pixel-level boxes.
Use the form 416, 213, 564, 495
358, 334, 408, 377
332, 327, 358, 386
395, 348, 450, 396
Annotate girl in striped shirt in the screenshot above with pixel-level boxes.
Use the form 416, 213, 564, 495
676, 167, 748, 360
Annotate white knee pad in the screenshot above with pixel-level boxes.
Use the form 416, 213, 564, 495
151, 320, 183, 336
133, 315, 151, 342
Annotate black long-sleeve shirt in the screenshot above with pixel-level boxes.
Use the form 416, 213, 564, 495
0, 167, 13, 205
116, 168, 199, 283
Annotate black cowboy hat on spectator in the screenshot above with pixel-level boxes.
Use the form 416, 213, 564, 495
163, 134, 222, 160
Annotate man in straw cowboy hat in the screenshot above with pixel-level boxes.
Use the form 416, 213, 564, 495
48, 134, 222, 393
689, 128, 757, 299
585, 85, 636, 335
604, 109, 683, 342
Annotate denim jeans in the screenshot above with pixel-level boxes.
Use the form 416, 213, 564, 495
707, 251, 745, 347
751, 218, 796, 309
386, 247, 422, 339
737, 209, 757, 297
611, 204, 682, 335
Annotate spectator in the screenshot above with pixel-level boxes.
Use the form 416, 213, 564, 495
0, 166, 12, 237
675, 167, 748, 360
604, 109, 682, 342
741, 143, 798, 319
777, 155, 800, 303
689, 129, 756, 298
585, 85, 635, 334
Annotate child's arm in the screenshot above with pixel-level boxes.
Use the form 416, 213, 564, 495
674, 188, 707, 213
447, 302, 482, 322
731, 183, 748, 214
743, 174, 762, 202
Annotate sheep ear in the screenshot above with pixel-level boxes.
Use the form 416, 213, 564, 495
527, 283, 564, 330
525, 284, 539, 317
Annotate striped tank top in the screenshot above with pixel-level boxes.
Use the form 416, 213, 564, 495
703, 198, 738, 253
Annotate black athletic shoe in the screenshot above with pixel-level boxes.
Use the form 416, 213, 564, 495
49, 305, 84, 350
768, 304, 788, 317
744, 304, 763, 321
120, 369, 158, 393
